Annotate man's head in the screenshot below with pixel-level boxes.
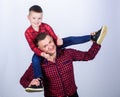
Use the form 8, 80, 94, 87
28, 5, 43, 29
35, 33, 57, 56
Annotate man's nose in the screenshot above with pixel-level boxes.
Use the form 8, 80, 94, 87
48, 45, 53, 49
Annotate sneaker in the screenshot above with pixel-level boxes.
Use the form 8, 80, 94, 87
91, 25, 107, 44
25, 80, 44, 92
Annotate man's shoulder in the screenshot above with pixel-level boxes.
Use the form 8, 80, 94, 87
58, 48, 75, 55
63, 48, 76, 51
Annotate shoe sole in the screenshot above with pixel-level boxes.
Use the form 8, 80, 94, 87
97, 25, 107, 44
25, 88, 44, 92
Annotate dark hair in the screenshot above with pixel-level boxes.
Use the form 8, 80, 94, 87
34, 32, 49, 47
29, 5, 43, 13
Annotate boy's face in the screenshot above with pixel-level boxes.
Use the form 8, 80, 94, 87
28, 11, 43, 28
38, 35, 56, 56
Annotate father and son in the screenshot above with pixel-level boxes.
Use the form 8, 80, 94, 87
20, 5, 108, 97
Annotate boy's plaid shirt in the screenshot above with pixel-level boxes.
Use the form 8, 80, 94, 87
25, 22, 57, 56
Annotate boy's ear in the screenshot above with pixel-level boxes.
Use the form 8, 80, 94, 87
27, 15, 30, 20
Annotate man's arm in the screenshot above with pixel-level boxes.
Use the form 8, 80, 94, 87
20, 64, 34, 88
67, 42, 101, 61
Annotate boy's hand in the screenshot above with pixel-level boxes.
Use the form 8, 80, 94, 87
57, 36, 63, 46
41, 52, 55, 62
41, 52, 51, 60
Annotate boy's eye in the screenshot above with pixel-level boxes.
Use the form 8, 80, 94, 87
43, 45, 47, 48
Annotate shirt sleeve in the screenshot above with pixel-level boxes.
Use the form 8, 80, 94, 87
67, 42, 101, 61
20, 64, 34, 88
44, 23, 58, 42
25, 31, 42, 56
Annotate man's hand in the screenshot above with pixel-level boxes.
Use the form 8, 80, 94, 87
28, 79, 40, 87
90, 32, 96, 36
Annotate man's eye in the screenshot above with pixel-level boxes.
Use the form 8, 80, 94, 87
50, 40, 53, 43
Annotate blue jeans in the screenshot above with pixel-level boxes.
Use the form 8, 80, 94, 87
32, 35, 91, 78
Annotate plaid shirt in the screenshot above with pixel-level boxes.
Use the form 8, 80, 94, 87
25, 22, 57, 56
20, 43, 101, 97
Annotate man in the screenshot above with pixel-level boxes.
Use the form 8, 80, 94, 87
20, 26, 107, 97
24, 5, 95, 91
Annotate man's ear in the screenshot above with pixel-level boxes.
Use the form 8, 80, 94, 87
38, 46, 40, 49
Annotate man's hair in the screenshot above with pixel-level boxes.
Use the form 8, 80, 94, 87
29, 5, 43, 13
34, 32, 50, 47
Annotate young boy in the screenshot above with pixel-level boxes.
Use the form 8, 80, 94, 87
24, 5, 107, 92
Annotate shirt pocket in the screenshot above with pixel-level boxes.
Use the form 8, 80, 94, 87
62, 60, 71, 65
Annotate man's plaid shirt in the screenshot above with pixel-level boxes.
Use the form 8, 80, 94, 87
20, 43, 101, 97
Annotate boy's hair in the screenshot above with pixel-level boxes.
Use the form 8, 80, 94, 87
29, 5, 43, 13
34, 32, 50, 47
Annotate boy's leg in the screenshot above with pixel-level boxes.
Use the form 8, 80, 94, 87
25, 54, 44, 92
62, 35, 91, 48
61, 25, 107, 48
91, 25, 107, 45
32, 54, 43, 79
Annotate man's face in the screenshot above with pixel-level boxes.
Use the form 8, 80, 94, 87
38, 35, 56, 55
28, 11, 43, 28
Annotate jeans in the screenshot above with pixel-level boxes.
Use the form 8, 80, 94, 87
32, 54, 43, 78
32, 35, 91, 78
62, 35, 91, 48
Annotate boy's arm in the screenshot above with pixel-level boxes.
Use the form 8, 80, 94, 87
44, 23, 63, 46
25, 32, 42, 56
67, 42, 101, 61
44, 23, 58, 41
25, 31, 52, 59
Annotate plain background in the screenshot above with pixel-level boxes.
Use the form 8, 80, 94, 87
0, 0, 120, 97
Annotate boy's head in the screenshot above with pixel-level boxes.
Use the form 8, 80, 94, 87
35, 33, 57, 56
28, 5, 43, 29
29, 5, 43, 13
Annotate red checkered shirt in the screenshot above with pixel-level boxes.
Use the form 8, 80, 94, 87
20, 43, 101, 97
25, 22, 57, 56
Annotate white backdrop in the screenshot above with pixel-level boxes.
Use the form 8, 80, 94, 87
0, 0, 120, 97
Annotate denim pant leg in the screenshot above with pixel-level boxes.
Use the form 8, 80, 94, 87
61, 35, 91, 48
32, 54, 43, 78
